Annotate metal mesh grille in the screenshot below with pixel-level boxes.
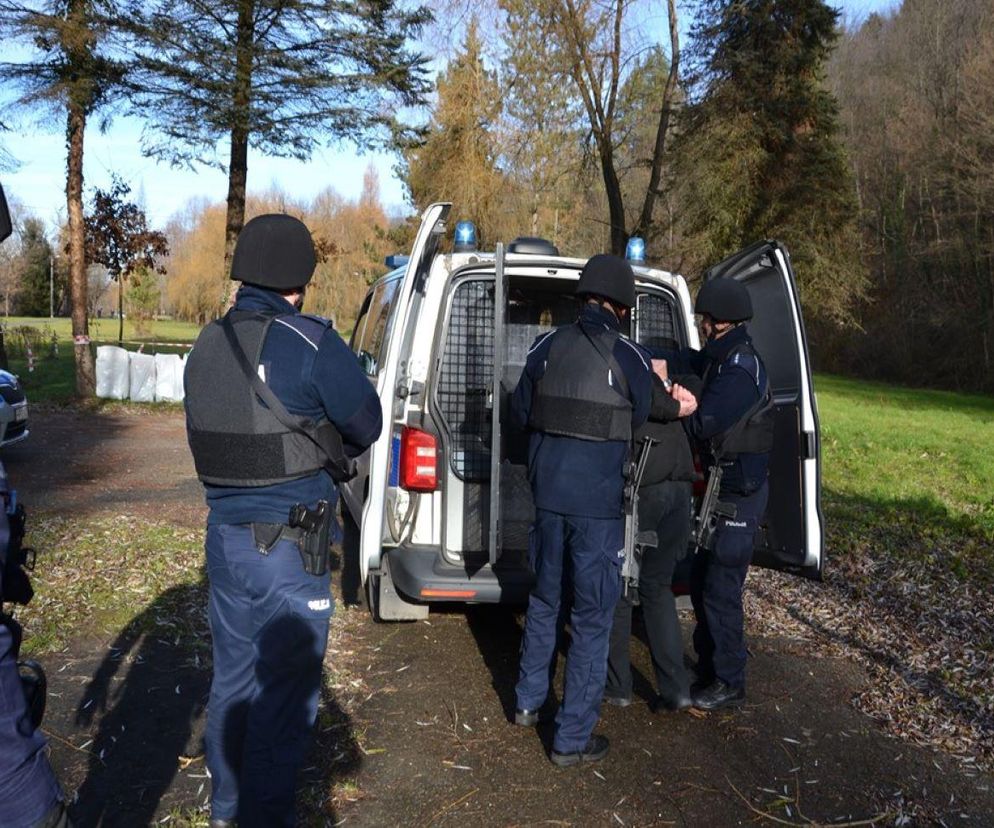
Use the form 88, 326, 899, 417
436, 280, 494, 480
636, 292, 678, 350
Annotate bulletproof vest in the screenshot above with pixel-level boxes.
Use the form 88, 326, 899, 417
185, 311, 350, 486
528, 323, 633, 442
706, 342, 776, 460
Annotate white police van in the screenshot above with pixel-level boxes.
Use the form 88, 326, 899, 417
341, 202, 822, 620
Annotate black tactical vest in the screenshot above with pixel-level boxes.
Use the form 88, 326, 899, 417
528, 323, 633, 442
185, 311, 350, 486
706, 342, 776, 460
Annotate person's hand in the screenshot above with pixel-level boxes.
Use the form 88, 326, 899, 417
651, 358, 668, 382
672, 383, 697, 417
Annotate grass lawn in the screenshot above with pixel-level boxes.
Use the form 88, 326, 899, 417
3, 317, 200, 404
816, 373, 994, 539
2, 315, 203, 345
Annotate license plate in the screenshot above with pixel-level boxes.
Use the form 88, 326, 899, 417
14, 406, 27, 422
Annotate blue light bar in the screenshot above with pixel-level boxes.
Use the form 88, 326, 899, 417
626, 236, 646, 263
454, 220, 477, 252
385, 254, 409, 269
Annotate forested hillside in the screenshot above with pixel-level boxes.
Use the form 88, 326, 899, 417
3, 0, 991, 392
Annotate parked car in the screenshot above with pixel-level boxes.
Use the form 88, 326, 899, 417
0, 369, 29, 448
341, 202, 822, 620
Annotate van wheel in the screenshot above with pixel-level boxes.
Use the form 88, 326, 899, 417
366, 572, 384, 622
340, 504, 362, 608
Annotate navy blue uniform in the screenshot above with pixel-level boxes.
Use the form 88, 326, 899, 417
677, 325, 770, 691
512, 304, 652, 755
0, 461, 65, 828
200, 286, 381, 826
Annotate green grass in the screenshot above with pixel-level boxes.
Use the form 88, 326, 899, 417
1, 316, 200, 404
816, 373, 994, 537
16, 516, 208, 657
2, 315, 203, 345
814, 373, 994, 589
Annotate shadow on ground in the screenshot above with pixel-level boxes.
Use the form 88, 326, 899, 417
66, 578, 362, 825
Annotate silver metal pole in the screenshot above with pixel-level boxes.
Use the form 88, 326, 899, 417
49, 255, 54, 317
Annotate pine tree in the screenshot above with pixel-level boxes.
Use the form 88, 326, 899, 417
122, 0, 431, 281
402, 21, 508, 246
0, 0, 126, 394
677, 0, 865, 322
17, 218, 54, 317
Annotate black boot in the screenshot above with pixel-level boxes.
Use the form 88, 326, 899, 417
550, 734, 610, 767
691, 679, 745, 711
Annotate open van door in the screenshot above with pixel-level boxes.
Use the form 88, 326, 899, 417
360, 202, 450, 590
705, 240, 823, 580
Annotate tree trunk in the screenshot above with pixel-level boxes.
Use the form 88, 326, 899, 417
66, 95, 94, 396
599, 139, 627, 255
222, 0, 255, 281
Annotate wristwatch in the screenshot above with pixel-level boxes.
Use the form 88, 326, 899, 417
661, 377, 674, 392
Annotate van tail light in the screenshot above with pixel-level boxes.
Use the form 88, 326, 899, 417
400, 427, 438, 492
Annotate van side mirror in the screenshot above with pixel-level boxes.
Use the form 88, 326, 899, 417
0, 183, 11, 244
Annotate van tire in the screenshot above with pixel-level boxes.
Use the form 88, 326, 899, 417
340, 504, 363, 607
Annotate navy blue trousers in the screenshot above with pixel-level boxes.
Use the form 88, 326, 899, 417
515, 510, 624, 754
0, 620, 63, 827
689, 482, 768, 689
205, 524, 332, 827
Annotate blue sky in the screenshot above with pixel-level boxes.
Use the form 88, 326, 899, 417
1, 0, 900, 233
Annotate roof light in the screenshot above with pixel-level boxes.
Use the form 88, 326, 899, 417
454, 220, 477, 252
384, 254, 409, 269
626, 236, 646, 263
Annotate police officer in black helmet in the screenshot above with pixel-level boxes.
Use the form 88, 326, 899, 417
184, 215, 382, 826
659, 277, 774, 711
511, 254, 652, 766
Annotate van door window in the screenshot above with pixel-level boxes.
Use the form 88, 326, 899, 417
634, 291, 681, 351
354, 278, 400, 377
436, 280, 494, 480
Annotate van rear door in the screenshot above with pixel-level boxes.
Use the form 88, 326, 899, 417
360, 202, 450, 583
705, 240, 823, 580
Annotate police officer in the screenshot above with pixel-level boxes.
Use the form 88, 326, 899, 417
511, 254, 652, 766
184, 214, 382, 826
0, 470, 69, 828
605, 365, 700, 713
675, 277, 774, 711
0, 182, 70, 828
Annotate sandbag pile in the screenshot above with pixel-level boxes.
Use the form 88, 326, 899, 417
95, 345, 188, 402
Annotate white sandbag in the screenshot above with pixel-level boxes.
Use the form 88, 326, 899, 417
154, 353, 184, 402
129, 352, 156, 402
95, 345, 130, 400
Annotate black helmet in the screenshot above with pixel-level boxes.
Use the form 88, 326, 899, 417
694, 277, 752, 322
576, 253, 636, 309
230, 214, 316, 290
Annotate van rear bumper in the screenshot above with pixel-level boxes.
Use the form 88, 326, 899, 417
382, 546, 533, 605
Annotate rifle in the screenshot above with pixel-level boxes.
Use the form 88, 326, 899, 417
622, 437, 657, 602
694, 464, 737, 551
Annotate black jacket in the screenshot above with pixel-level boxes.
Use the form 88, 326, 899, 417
635, 371, 702, 486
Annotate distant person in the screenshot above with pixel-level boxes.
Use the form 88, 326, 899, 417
183, 215, 381, 826
605, 360, 700, 713
511, 254, 652, 766
665, 278, 774, 711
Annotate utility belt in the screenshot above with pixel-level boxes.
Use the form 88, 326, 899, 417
250, 499, 332, 576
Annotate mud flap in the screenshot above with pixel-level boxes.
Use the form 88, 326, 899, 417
369, 554, 429, 622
